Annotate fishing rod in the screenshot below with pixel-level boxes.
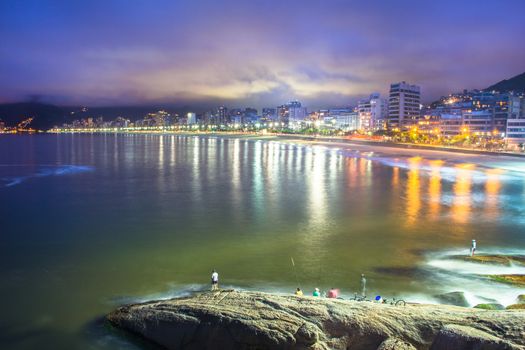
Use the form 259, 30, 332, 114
290, 257, 301, 290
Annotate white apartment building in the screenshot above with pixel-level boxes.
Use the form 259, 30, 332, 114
506, 96, 525, 148
388, 82, 421, 130
358, 93, 388, 131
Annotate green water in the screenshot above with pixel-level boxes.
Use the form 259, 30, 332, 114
1, 134, 524, 349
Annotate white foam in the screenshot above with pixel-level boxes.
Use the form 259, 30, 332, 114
1, 165, 94, 188
427, 259, 525, 276
423, 249, 525, 306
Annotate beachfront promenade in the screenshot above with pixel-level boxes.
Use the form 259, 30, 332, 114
47, 127, 525, 158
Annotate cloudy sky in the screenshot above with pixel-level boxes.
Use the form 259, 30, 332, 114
1, 0, 524, 109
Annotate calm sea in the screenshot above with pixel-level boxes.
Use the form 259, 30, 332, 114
1, 134, 524, 349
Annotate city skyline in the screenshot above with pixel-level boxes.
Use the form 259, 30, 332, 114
1, 0, 524, 108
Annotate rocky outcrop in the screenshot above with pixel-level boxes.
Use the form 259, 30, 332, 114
107, 290, 525, 350
507, 304, 525, 310
451, 254, 525, 266
487, 275, 525, 286
474, 303, 505, 310
433, 291, 469, 307
430, 325, 516, 350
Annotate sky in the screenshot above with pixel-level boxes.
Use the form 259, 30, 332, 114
0, 0, 524, 109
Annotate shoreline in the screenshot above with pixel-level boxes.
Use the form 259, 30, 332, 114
5, 129, 525, 157
38, 130, 525, 159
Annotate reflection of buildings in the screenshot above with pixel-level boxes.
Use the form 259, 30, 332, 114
427, 160, 443, 219
451, 164, 473, 224
405, 157, 421, 226
484, 169, 502, 220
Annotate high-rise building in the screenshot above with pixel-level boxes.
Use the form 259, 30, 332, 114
261, 108, 277, 122
229, 109, 244, 124
358, 93, 388, 131
217, 106, 228, 124
288, 100, 307, 123
388, 82, 421, 130
142, 110, 169, 127
244, 108, 258, 123
186, 112, 196, 125
277, 100, 307, 126
277, 105, 289, 125
505, 96, 524, 148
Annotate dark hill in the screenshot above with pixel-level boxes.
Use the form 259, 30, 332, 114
485, 71, 525, 93
0, 102, 70, 130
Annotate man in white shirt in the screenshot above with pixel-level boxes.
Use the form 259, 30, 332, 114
211, 269, 219, 291
470, 239, 476, 256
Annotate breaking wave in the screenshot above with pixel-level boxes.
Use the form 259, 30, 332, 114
1, 165, 94, 188
421, 248, 525, 306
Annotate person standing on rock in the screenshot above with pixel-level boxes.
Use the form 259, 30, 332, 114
360, 274, 367, 297
295, 288, 303, 296
211, 269, 219, 291
470, 239, 477, 256
313, 288, 320, 297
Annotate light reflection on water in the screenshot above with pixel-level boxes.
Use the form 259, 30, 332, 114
405, 157, 421, 227
428, 160, 442, 220
452, 164, 473, 225
0, 134, 524, 350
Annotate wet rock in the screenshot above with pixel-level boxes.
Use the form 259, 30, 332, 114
434, 291, 469, 307
506, 304, 525, 310
108, 290, 525, 350
451, 254, 525, 266
474, 303, 505, 310
516, 295, 525, 304
487, 275, 525, 286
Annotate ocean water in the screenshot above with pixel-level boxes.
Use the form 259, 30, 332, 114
1, 134, 524, 349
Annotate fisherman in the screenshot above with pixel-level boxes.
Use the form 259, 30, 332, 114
295, 287, 303, 296
470, 239, 477, 256
327, 287, 339, 298
360, 273, 367, 297
313, 288, 320, 297
211, 269, 219, 291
